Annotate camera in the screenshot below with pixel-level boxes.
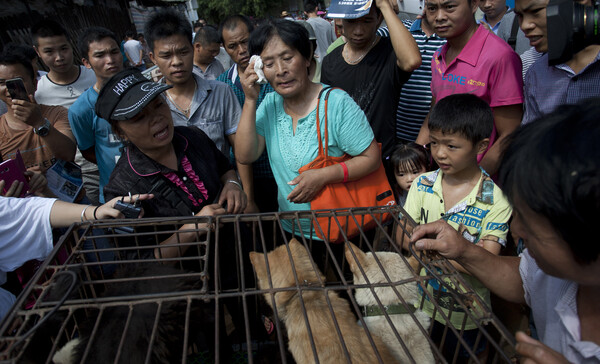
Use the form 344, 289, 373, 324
547, 0, 600, 65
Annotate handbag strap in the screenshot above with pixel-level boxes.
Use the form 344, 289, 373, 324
315, 86, 339, 158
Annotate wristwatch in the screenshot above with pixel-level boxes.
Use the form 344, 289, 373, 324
33, 118, 51, 137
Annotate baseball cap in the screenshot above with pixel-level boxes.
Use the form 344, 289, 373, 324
327, 0, 373, 19
95, 68, 171, 121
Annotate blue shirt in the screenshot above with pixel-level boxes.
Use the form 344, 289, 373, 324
68, 87, 122, 202
255, 86, 374, 238
523, 50, 600, 124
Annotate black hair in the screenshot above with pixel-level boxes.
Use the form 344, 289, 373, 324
193, 25, 220, 46
4, 43, 38, 62
428, 93, 493, 144
193, 21, 204, 33
390, 142, 430, 177
0, 51, 35, 83
77, 27, 119, 60
144, 9, 192, 52
31, 19, 68, 46
125, 30, 136, 39
248, 19, 311, 61
218, 15, 254, 43
499, 100, 600, 265
304, 0, 318, 13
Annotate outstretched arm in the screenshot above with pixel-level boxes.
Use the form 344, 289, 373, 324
49, 194, 153, 227
411, 220, 526, 304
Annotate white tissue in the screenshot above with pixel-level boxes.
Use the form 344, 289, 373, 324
250, 55, 268, 84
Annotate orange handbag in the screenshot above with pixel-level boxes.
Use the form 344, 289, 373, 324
298, 87, 396, 243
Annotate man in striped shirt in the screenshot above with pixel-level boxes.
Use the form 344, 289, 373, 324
377, 18, 446, 144
396, 18, 446, 144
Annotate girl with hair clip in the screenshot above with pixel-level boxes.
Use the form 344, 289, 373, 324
390, 142, 433, 206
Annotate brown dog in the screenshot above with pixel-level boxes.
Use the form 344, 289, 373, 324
249, 239, 397, 364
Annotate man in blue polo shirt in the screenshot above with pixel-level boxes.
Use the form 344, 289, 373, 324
69, 27, 124, 203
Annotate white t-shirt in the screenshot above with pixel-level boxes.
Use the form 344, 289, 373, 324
35, 66, 96, 108
124, 39, 143, 65
0, 196, 55, 277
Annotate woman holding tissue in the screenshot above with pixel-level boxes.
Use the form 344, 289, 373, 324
235, 19, 380, 240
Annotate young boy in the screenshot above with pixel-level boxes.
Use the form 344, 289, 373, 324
398, 93, 512, 358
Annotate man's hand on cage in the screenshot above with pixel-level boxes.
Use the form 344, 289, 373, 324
411, 220, 470, 259
103, 194, 154, 219
515, 331, 571, 364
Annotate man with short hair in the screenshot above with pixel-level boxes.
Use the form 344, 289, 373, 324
4, 43, 46, 80
123, 30, 144, 71
0, 51, 76, 172
478, 0, 529, 55
517, 0, 600, 125
304, 0, 336, 62
31, 19, 100, 203
217, 15, 278, 213
32, 19, 96, 108
144, 10, 259, 212
192, 26, 225, 80
68, 27, 124, 203
415, 0, 523, 176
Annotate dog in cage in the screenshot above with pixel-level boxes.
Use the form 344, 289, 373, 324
22, 264, 216, 364
249, 238, 397, 364
345, 243, 435, 363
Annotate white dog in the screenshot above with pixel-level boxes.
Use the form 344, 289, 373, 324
345, 243, 435, 364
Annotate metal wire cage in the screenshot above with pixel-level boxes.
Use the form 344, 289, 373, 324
0, 206, 518, 364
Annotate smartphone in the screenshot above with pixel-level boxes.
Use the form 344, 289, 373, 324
5, 78, 29, 101
0, 150, 30, 197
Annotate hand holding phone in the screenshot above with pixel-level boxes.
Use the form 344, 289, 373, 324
5, 78, 29, 101
0, 151, 30, 198
6, 78, 43, 127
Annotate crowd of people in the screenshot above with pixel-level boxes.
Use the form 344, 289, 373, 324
0, 0, 598, 362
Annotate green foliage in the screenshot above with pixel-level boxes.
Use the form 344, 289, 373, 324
196, 0, 286, 24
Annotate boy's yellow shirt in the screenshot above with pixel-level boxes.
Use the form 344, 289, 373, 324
403, 168, 512, 329
404, 168, 511, 245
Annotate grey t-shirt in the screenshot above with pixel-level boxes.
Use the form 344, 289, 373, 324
307, 17, 337, 62
495, 10, 530, 55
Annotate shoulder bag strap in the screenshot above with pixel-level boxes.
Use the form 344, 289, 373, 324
315, 86, 339, 158
508, 10, 520, 51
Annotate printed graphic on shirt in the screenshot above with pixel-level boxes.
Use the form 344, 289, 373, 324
433, 56, 487, 89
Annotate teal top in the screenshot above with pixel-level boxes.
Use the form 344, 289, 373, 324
255, 85, 374, 239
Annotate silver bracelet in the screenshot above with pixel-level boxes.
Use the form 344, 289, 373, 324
226, 179, 243, 190
80, 204, 92, 222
